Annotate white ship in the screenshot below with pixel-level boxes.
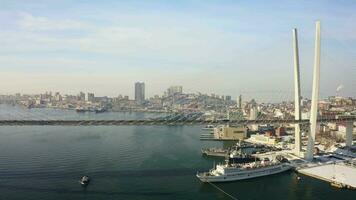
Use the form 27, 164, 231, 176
196, 158, 292, 183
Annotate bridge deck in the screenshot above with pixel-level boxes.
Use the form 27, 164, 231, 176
0, 118, 354, 126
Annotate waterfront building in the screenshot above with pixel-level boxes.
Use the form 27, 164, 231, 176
135, 82, 145, 104
249, 134, 279, 145
213, 125, 247, 140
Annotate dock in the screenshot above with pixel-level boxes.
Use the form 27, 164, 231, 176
298, 162, 356, 189
246, 150, 356, 190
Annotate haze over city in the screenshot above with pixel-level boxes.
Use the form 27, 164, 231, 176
0, 0, 355, 100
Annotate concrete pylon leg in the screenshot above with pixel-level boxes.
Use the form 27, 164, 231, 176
345, 121, 353, 147
293, 28, 302, 156
306, 21, 321, 161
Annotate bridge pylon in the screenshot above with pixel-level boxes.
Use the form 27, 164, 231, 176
292, 28, 302, 157
306, 21, 321, 161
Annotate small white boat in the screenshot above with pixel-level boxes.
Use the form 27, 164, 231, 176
79, 176, 90, 186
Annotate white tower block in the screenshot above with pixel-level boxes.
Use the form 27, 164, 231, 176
345, 121, 353, 147
293, 28, 302, 156
306, 21, 321, 160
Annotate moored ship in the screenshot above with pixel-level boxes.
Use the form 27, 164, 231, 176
196, 157, 292, 183
201, 147, 229, 157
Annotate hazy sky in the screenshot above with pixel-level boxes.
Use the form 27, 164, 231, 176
0, 0, 355, 101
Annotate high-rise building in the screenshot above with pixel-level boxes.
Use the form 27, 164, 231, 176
135, 82, 145, 104
85, 93, 95, 102
249, 106, 258, 120
78, 92, 85, 101
54, 92, 62, 101
167, 86, 183, 96
238, 95, 242, 109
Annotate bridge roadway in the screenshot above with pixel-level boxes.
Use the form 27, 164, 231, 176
0, 117, 355, 126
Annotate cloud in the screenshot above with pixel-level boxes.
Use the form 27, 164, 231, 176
18, 12, 87, 31
5, 13, 276, 69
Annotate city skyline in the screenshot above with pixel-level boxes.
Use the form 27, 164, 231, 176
1, 85, 354, 104
0, 78, 354, 102
0, 0, 355, 99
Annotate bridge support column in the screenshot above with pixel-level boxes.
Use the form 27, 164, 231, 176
306, 21, 321, 161
293, 28, 302, 156
345, 121, 353, 147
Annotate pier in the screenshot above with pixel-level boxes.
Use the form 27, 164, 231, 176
298, 161, 356, 189
251, 150, 356, 190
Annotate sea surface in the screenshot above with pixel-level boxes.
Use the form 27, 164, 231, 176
0, 104, 355, 200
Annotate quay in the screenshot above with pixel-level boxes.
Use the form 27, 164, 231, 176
297, 161, 356, 189
251, 150, 356, 190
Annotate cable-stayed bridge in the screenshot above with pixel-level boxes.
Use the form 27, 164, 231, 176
0, 116, 354, 126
